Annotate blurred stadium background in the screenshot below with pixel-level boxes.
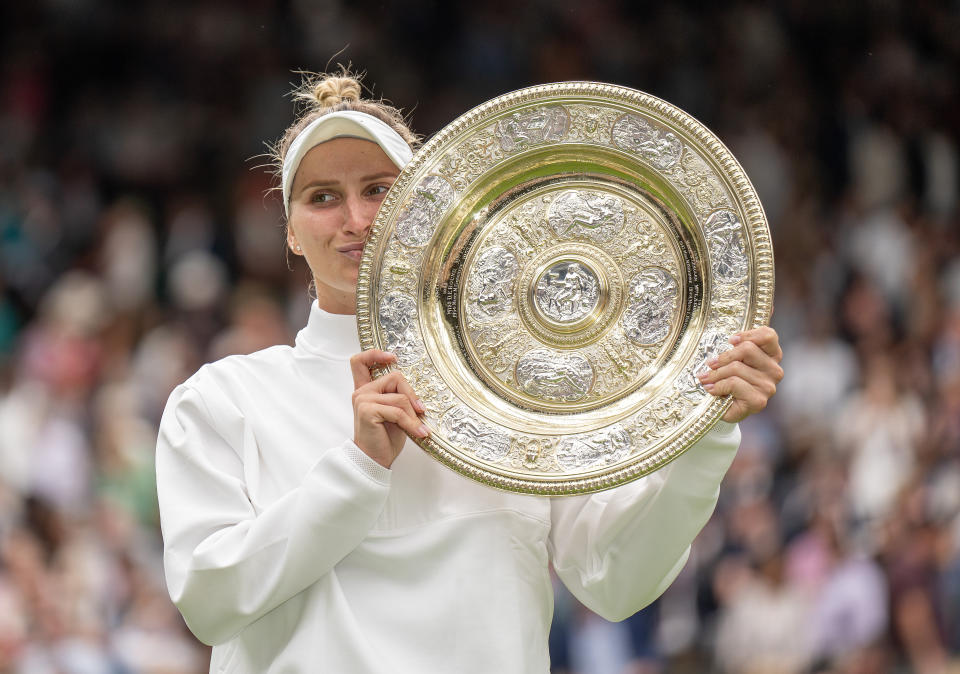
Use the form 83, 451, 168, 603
1, 1, 959, 672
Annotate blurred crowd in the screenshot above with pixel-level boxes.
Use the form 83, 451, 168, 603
1, 1, 958, 673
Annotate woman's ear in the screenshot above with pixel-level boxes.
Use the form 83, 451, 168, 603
287, 230, 303, 255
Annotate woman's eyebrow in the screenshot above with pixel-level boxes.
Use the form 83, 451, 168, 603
296, 172, 398, 195
296, 179, 339, 194
360, 171, 400, 182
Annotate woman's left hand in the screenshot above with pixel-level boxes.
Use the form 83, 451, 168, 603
697, 326, 784, 423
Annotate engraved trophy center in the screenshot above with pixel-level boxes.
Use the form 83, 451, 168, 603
533, 260, 600, 325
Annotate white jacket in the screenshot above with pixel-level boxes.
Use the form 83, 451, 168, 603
156, 302, 740, 673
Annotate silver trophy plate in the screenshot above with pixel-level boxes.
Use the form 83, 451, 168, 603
357, 82, 774, 495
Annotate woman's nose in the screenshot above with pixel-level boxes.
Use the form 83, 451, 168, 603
343, 196, 374, 236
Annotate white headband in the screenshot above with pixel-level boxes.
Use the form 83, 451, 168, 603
281, 110, 413, 217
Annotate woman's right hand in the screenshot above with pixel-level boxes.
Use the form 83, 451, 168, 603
350, 350, 429, 468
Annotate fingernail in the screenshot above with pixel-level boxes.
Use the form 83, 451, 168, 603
697, 371, 709, 381
729, 334, 742, 345
707, 357, 719, 368
414, 399, 426, 413
703, 383, 715, 391
417, 425, 430, 437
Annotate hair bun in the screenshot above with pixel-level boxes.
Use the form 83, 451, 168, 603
275, 68, 421, 195
309, 75, 362, 110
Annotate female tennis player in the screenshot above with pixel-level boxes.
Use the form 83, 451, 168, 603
156, 71, 783, 673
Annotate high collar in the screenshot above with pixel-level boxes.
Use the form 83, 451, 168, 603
294, 301, 361, 360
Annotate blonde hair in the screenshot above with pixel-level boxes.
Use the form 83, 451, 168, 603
271, 68, 420, 200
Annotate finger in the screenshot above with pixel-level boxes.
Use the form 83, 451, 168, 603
354, 392, 419, 420
355, 370, 426, 414
729, 326, 782, 362
710, 340, 784, 381
704, 375, 768, 416
703, 343, 782, 382
356, 401, 430, 438
722, 399, 752, 424
699, 360, 778, 397
350, 350, 397, 389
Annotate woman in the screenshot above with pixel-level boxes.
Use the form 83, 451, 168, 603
156, 72, 784, 673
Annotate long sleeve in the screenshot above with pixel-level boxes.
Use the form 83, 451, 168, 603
549, 421, 740, 621
156, 381, 392, 646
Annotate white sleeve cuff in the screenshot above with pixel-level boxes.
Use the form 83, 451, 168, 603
708, 420, 739, 438
341, 440, 392, 486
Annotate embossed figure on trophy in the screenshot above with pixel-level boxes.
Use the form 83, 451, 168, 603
473, 319, 528, 383
640, 398, 685, 437
378, 292, 423, 365
495, 106, 570, 152
641, 133, 682, 167
441, 407, 510, 461
516, 350, 594, 402
704, 210, 748, 282
474, 328, 522, 377
396, 175, 456, 248
634, 395, 690, 443
517, 436, 550, 469
676, 152, 730, 216
545, 266, 582, 318
622, 268, 678, 345
556, 428, 631, 469
406, 368, 455, 418
601, 341, 634, 380
554, 266, 584, 317
672, 331, 736, 400
612, 114, 683, 170
473, 247, 518, 317
547, 191, 625, 240
693, 332, 734, 382
533, 371, 584, 398
534, 261, 601, 323
448, 416, 484, 445
616, 240, 647, 266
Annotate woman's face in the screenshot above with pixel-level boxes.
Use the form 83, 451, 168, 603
287, 137, 400, 314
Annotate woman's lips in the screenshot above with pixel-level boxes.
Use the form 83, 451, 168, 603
339, 244, 364, 261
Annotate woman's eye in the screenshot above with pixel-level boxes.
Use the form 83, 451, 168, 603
311, 192, 336, 203
368, 185, 390, 197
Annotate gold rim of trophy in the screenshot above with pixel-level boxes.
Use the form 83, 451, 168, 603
357, 82, 774, 495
